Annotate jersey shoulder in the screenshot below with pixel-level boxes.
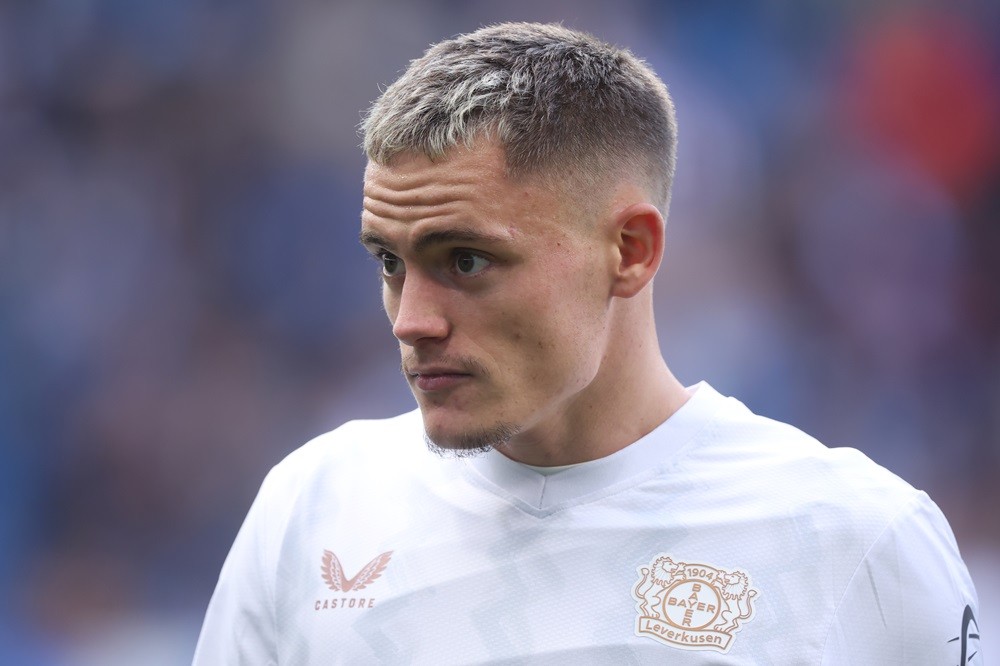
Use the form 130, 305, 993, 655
696, 393, 926, 537
261, 409, 426, 498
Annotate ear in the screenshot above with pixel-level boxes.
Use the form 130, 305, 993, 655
609, 203, 665, 299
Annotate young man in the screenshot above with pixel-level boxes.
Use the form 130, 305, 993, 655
194, 23, 982, 664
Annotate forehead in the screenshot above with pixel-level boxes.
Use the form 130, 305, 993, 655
362, 142, 509, 217
361, 142, 573, 245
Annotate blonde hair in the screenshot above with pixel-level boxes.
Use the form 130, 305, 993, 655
362, 22, 678, 210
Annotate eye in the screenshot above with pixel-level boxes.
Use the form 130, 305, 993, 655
453, 252, 490, 276
379, 252, 405, 277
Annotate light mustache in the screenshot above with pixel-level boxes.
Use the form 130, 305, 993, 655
400, 354, 490, 378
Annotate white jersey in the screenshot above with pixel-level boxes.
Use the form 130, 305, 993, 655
194, 383, 982, 664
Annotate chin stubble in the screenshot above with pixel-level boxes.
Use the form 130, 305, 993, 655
403, 352, 516, 458
424, 421, 520, 459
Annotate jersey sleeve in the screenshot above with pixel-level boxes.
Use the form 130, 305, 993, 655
821, 492, 982, 665
192, 469, 282, 666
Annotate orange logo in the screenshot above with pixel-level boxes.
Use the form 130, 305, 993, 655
632, 554, 758, 653
321, 550, 393, 592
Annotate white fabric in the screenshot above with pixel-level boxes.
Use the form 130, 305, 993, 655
194, 383, 982, 664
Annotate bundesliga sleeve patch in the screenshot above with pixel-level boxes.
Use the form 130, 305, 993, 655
632, 554, 759, 654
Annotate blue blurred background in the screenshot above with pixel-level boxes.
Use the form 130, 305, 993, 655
1, 1, 997, 663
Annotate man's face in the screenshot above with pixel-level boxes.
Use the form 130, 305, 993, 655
360, 141, 615, 457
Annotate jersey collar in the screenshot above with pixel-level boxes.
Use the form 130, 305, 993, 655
462, 381, 726, 515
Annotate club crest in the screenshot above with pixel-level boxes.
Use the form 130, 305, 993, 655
632, 554, 759, 653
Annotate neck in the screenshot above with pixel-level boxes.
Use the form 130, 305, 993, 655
498, 304, 689, 466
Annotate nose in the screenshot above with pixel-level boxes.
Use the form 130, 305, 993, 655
389, 272, 450, 345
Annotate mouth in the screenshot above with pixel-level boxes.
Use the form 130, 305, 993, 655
405, 366, 473, 392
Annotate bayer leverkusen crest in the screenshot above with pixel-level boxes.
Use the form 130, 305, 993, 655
632, 554, 759, 654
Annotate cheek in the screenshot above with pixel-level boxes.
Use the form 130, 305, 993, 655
498, 289, 603, 384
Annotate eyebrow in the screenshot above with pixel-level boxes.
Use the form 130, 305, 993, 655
359, 227, 511, 253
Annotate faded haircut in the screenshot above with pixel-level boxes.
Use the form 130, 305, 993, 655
362, 22, 678, 211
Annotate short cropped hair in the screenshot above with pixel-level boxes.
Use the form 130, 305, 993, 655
362, 22, 678, 210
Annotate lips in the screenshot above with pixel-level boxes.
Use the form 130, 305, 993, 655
413, 374, 469, 391
405, 365, 472, 392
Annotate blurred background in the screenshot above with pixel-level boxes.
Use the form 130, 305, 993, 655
1, 0, 997, 663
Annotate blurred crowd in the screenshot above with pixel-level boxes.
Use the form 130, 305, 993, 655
1, 1, 997, 663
